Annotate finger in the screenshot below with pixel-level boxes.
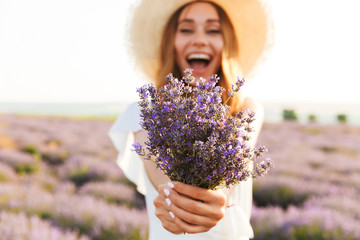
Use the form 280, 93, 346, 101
171, 200, 216, 228
153, 194, 171, 212
154, 203, 187, 235
172, 181, 225, 204
173, 215, 209, 234
154, 204, 175, 222
168, 188, 209, 216
172, 181, 209, 201
157, 183, 173, 198
169, 188, 226, 220
161, 219, 186, 235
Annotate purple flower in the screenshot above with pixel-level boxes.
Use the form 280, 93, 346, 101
133, 69, 272, 189
231, 76, 245, 93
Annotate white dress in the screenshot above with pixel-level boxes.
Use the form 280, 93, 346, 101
109, 102, 254, 240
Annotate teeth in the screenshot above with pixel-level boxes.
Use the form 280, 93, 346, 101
187, 53, 210, 60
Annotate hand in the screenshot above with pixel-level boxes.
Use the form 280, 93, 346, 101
154, 181, 227, 234
153, 183, 186, 234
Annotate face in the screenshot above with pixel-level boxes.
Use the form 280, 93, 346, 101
174, 2, 224, 82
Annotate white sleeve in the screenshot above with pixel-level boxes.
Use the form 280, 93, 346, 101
108, 102, 147, 195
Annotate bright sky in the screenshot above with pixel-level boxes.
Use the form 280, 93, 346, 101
0, 0, 360, 104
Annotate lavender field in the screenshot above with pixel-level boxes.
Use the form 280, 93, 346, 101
0, 114, 359, 240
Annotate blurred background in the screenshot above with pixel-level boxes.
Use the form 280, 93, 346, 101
0, 0, 360, 239
1, 0, 360, 124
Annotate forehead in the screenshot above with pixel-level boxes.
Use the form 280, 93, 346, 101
178, 2, 220, 22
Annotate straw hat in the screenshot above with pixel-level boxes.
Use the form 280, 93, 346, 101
127, 0, 273, 80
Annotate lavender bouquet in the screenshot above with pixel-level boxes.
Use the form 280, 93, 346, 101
133, 69, 272, 190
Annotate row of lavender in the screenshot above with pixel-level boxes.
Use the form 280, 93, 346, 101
0, 114, 147, 240
252, 122, 360, 239
1, 114, 360, 239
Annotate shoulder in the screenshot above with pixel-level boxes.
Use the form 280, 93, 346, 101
109, 102, 142, 133
122, 102, 140, 117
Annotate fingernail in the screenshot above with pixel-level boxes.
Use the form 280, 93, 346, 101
164, 188, 170, 197
167, 182, 174, 188
169, 211, 175, 219
165, 198, 171, 206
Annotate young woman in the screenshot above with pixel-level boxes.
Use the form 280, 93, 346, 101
109, 1, 272, 239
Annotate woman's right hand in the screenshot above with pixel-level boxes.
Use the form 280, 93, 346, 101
154, 181, 228, 234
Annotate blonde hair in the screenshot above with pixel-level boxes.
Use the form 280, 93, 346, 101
156, 1, 244, 115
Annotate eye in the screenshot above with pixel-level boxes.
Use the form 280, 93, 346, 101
179, 28, 193, 33
207, 29, 222, 34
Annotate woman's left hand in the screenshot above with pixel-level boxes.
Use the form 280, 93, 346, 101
156, 181, 228, 234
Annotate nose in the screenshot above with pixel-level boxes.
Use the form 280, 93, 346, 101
192, 29, 208, 47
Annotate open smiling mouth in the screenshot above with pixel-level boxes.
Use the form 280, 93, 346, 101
187, 53, 211, 70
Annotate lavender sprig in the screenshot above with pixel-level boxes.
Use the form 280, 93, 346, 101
133, 69, 272, 189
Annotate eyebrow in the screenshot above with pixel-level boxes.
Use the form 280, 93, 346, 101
178, 19, 220, 24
